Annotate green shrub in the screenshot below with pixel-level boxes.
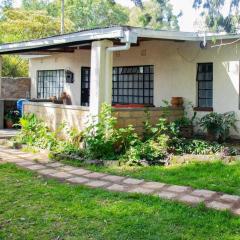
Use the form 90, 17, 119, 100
14, 106, 239, 166
83, 104, 118, 160
16, 113, 58, 150
200, 111, 238, 141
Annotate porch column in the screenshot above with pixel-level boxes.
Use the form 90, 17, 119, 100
89, 40, 113, 117
0, 55, 2, 98
0, 56, 3, 129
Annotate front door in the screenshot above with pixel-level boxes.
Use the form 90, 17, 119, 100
81, 67, 90, 106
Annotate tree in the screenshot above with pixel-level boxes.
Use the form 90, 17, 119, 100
64, 0, 129, 30
193, 0, 240, 32
129, 0, 180, 30
0, 9, 74, 76
0, 0, 13, 10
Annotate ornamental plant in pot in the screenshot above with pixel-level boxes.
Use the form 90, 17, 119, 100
174, 101, 197, 138
199, 112, 222, 141
199, 112, 238, 142
4, 110, 20, 129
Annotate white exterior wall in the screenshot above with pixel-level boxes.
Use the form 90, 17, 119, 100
29, 40, 240, 134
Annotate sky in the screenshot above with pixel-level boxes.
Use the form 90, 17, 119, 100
5, 0, 232, 32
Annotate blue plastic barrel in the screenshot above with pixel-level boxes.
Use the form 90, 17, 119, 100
17, 99, 29, 117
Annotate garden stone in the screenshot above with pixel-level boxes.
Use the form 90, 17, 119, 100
37, 169, 58, 175
192, 189, 217, 199
107, 184, 128, 192
128, 187, 154, 194
219, 194, 240, 203
167, 185, 191, 193
47, 162, 64, 167
49, 171, 73, 180
206, 201, 233, 211
158, 191, 179, 200
232, 208, 240, 216
102, 175, 126, 182
142, 182, 166, 190
85, 180, 110, 188
59, 166, 77, 172
67, 177, 89, 184
84, 172, 107, 179
178, 195, 205, 204
25, 164, 46, 170
15, 161, 35, 166
123, 178, 144, 185
69, 168, 91, 176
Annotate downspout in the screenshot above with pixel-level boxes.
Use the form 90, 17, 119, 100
106, 42, 131, 52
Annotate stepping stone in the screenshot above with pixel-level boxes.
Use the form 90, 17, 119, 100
219, 194, 240, 203
84, 172, 107, 179
47, 162, 64, 168
166, 185, 191, 193
102, 175, 126, 182
37, 169, 58, 175
192, 189, 217, 199
49, 171, 73, 180
85, 180, 110, 188
107, 184, 128, 192
16, 161, 35, 166
178, 194, 205, 204
232, 208, 240, 216
67, 177, 89, 184
206, 201, 233, 211
59, 166, 77, 171
128, 187, 154, 194
123, 178, 144, 185
158, 191, 179, 200
141, 182, 166, 190
25, 164, 46, 170
69, 168, 91, 176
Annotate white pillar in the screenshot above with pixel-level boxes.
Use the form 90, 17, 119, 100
0, 55, 2, 98
89, 40, 113, 117
0, 56, 3, 129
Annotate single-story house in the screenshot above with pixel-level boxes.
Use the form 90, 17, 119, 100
0, 26, 239, 135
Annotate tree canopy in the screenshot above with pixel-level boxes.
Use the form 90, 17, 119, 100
193, 0, 240, 32
129, 0, 180, 30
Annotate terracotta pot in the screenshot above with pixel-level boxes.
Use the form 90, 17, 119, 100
5, 120, 14, 129
171, 97, 183, 108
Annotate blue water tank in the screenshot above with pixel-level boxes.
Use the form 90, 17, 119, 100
17, 99, 29, 117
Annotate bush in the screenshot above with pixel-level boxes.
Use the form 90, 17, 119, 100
15, 113, 58, 150
14, 106, 239, 167
200, 111, 238, 142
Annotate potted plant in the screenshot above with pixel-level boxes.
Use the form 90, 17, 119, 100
4, 110, 20, 129
199, 112, 238, 142
174, 101, 197, 138
175, 117, 194, 138
199, 112, 222, 141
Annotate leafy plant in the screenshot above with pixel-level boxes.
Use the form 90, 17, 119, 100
83, 104, 118, 160
200, 111, 238, 142
4, 110, 20, 124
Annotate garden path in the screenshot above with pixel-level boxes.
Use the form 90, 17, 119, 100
0, 145, 240, 216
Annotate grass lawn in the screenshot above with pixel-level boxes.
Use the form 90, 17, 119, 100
0, 164, 240, 240
65, 160, 240, 196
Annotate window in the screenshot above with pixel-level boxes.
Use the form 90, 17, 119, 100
196, 63, 213, 108
37, 70, 64, 99
112, 65, 154, 105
